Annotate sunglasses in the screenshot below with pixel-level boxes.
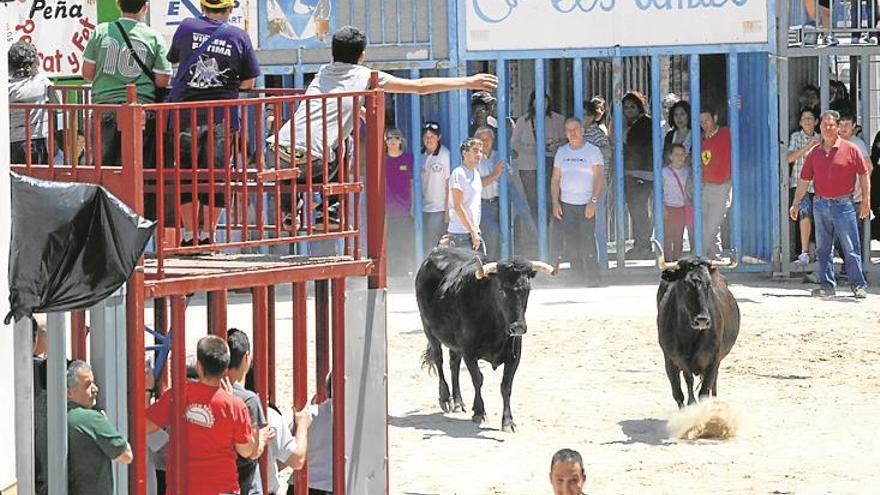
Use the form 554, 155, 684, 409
423, 122, 441, 131
385, 136, 402, 141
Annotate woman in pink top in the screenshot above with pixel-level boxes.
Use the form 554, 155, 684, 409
384, 128, 415, 275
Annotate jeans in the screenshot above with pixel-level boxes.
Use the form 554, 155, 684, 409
559, 202, 600, 282
702, 181, 732, 258
813, 196, 867, 291
625, 176, 654, 252
446, 232, 487, 256
423, 211, 446, 254
481, 199, 501, 260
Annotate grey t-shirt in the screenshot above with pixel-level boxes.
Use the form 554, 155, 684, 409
233, 382, 266, 495
9, 73, 57, 143
269, 62, 392, 162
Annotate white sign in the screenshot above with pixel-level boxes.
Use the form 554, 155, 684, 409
5, 0, 98, 77
466, 0, 768, 51
149, 0, 258, 47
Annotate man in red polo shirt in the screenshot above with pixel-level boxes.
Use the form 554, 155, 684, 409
700, 105, 732, 258
790, 110, 870, 299
146, 335, 270, 495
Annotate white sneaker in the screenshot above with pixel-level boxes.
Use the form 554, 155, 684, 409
797, 252, 810, 265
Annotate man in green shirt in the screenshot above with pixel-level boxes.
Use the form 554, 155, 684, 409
67, 360, 133, 495
82, 0, 171, 172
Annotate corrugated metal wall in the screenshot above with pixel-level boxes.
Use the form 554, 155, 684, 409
739, 52, 776, 263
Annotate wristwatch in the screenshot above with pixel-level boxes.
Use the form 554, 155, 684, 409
590, 196, 598, 204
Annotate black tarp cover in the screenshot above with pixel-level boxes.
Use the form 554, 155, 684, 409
5, 172, 155, 323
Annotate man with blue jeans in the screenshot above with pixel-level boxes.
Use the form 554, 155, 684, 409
448, 138, 487, 255
475, 126, 503, 260
790, 110, 870, 299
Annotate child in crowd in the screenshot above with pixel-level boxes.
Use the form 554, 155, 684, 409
662, 143, 692, 260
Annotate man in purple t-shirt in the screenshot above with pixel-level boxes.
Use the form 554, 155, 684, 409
167, 0, 261, 247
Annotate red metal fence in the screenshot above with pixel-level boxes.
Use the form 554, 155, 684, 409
10, 76, 388, 495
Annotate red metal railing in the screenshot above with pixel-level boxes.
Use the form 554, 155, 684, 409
10, 74, 389, 495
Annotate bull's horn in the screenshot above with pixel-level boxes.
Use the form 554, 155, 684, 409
531, 260, 556, 276
475, 257, 499, 280
710, 249, 739, 270
651, 239, 679, 271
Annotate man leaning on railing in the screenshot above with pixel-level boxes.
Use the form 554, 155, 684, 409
266, 25, 498, 229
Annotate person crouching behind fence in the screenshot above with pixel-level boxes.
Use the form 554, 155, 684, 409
146, 335, 264, 495
447, 138, 486, 255
66, 360, 134, 495
265, 25, 497, 227
166, 0, 261, 247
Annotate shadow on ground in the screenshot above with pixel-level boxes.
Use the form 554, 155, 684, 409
389, 411, 505, 442
601, 418, 673, 446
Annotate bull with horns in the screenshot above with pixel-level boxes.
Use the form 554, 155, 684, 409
654, 240, 741, 408
415, 246, 557, 432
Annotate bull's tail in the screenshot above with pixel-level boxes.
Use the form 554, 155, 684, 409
421, 343, 437, 376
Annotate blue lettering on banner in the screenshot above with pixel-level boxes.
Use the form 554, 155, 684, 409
471, 0, 749, 23
551, 0, 615, 13
633, 0, 749, 10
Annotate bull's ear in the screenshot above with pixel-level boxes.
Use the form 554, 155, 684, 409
661, 268, 686, 282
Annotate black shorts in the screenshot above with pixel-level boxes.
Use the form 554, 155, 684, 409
171, 123, 234, 208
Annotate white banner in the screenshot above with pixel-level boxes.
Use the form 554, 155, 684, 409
5, 0, 98, 77
465, 0, 768, 51
149, 0, 258, 48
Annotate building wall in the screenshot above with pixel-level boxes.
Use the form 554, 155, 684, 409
1, 7, 18, 492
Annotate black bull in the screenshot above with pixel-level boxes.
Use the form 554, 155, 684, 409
415, 247, 556, 432
654, 241, 740, 408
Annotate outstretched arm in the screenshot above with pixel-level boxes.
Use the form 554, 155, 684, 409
382, 73, 498, 95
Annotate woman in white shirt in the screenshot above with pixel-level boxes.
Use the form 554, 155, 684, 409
421, 122, 451, 253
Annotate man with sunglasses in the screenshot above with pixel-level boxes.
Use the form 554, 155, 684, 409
266, 25, 496, 223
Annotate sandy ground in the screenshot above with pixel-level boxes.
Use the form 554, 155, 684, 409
383, 276, 880, 495
161, 274, 880, 495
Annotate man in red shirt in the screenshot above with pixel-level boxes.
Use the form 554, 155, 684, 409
146, 335, 265, 494
790, 110, 870, 298
700, 105, 732, 258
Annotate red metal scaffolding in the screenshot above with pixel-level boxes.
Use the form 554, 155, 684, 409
10, 74, 388, 495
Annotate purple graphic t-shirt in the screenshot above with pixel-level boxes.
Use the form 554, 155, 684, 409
385, 152, 413, 217
167, 16, 260, 123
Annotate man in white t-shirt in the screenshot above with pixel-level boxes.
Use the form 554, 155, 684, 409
551, 118, 605, 286
447, 138, 486, 254
266, 25, 496, 224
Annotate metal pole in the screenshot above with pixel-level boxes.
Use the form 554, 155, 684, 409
859, 56, 872, 263
13, 317, 35, 495
292, 281, 309, 495
497, 59, 512, 258
366, 73, 388, 289
689, 55, 704, 256
650, 55, 665, 248
170, 296, 188, 495
535, 59, 549, 260
331, 278, 347, 495
728, 53, 743, 262
207, 290, 228, 339
612, 55, 626, 269
251, 286, 270, 493
410, 69, 425, 262
47, 312, 68, 495
267, 285, 277, 404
